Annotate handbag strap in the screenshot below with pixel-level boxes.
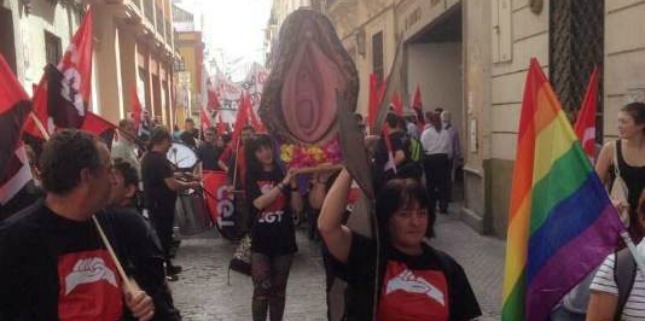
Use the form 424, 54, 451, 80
613, 140, 622, 179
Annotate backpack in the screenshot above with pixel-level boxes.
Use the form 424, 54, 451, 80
407, 136, 423, 163
396, 134, 423, 180
614, 248, 637, 321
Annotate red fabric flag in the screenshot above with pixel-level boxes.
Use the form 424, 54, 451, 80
200, 105, 213, 131
391, 91, 403, 116
368, 73, 385, 128
24, 9, 93, 138
412, 85, 425, 127
216, 113, 226, 136
231, 93, 250, 147
207, 87, 221, 112
130, 86, 143, 135
246, 94, 265, 133
203, 171, 233, 225
0, 53, 33, 205
82, 112, 117, 149
574, 66, 599, 161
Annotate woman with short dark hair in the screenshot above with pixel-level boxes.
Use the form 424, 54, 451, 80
318, 169, 481, 321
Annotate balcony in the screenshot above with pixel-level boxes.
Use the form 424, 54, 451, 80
156, 6, 164, 35
165, 20, 172, 44
144, 0, 154, 25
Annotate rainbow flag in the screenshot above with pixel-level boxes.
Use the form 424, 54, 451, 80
501, 59, 625, 321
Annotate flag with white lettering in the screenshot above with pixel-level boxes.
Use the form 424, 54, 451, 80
24, 9, 93, 137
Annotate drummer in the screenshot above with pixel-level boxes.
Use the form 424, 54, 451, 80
197, 127, 225, 173
141, 126, 201, 280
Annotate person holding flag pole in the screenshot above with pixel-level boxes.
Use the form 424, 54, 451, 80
0, 129, 156, 321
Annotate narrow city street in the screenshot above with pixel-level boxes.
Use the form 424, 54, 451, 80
170, 206, 505, 321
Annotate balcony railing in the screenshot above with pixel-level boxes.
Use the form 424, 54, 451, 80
156, 6, 164, 35
165, 20, 172, 44
144, 0, 154, 25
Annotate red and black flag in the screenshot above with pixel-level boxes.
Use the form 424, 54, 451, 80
24, 9, 93, 138
82, 112, 117, 149
0, 53, 33, 207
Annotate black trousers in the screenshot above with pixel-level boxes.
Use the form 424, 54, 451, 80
150, 209, 175, 263
423, 154, 451, 213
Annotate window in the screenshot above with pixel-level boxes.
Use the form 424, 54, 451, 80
549, 0, 604, 140
44, 31, 62, 66
372, 31, 384, 81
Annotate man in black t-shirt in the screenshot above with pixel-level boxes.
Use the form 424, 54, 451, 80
196, 127, 223, 172
100, 159, 181, 321
141, 126, 200, 279
0, 129, 155, 321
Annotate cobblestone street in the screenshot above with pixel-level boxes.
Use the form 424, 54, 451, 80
170, 206, 505, 321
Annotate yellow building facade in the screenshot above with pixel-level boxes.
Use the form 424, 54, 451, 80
175, 31, 204, 123
92, 0, 178, 127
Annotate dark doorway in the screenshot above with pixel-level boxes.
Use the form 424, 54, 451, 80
0, 7, 17, 74
407, 3, 464, 203
550, 0, 604, 140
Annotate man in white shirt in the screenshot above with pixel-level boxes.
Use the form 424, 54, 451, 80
420, 112, 452, 214
111, 118, 141, 174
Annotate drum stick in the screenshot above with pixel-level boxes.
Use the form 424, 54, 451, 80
232, 137, 242, 188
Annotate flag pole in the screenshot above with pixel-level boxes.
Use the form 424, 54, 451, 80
29, 113, 51, 140
92, 215, 139, 293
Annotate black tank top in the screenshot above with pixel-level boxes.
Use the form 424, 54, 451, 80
616, 140, 645, 212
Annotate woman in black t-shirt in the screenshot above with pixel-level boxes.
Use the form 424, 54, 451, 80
244, 135, 303, 321
319, 169, 481, 321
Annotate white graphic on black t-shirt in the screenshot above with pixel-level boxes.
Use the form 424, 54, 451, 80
385, 269, 446, 306
257, 181, 286, 224
64, 257, 117, 295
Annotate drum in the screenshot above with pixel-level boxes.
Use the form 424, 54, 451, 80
174, 189, 213, 235
167, 143, 198, 170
